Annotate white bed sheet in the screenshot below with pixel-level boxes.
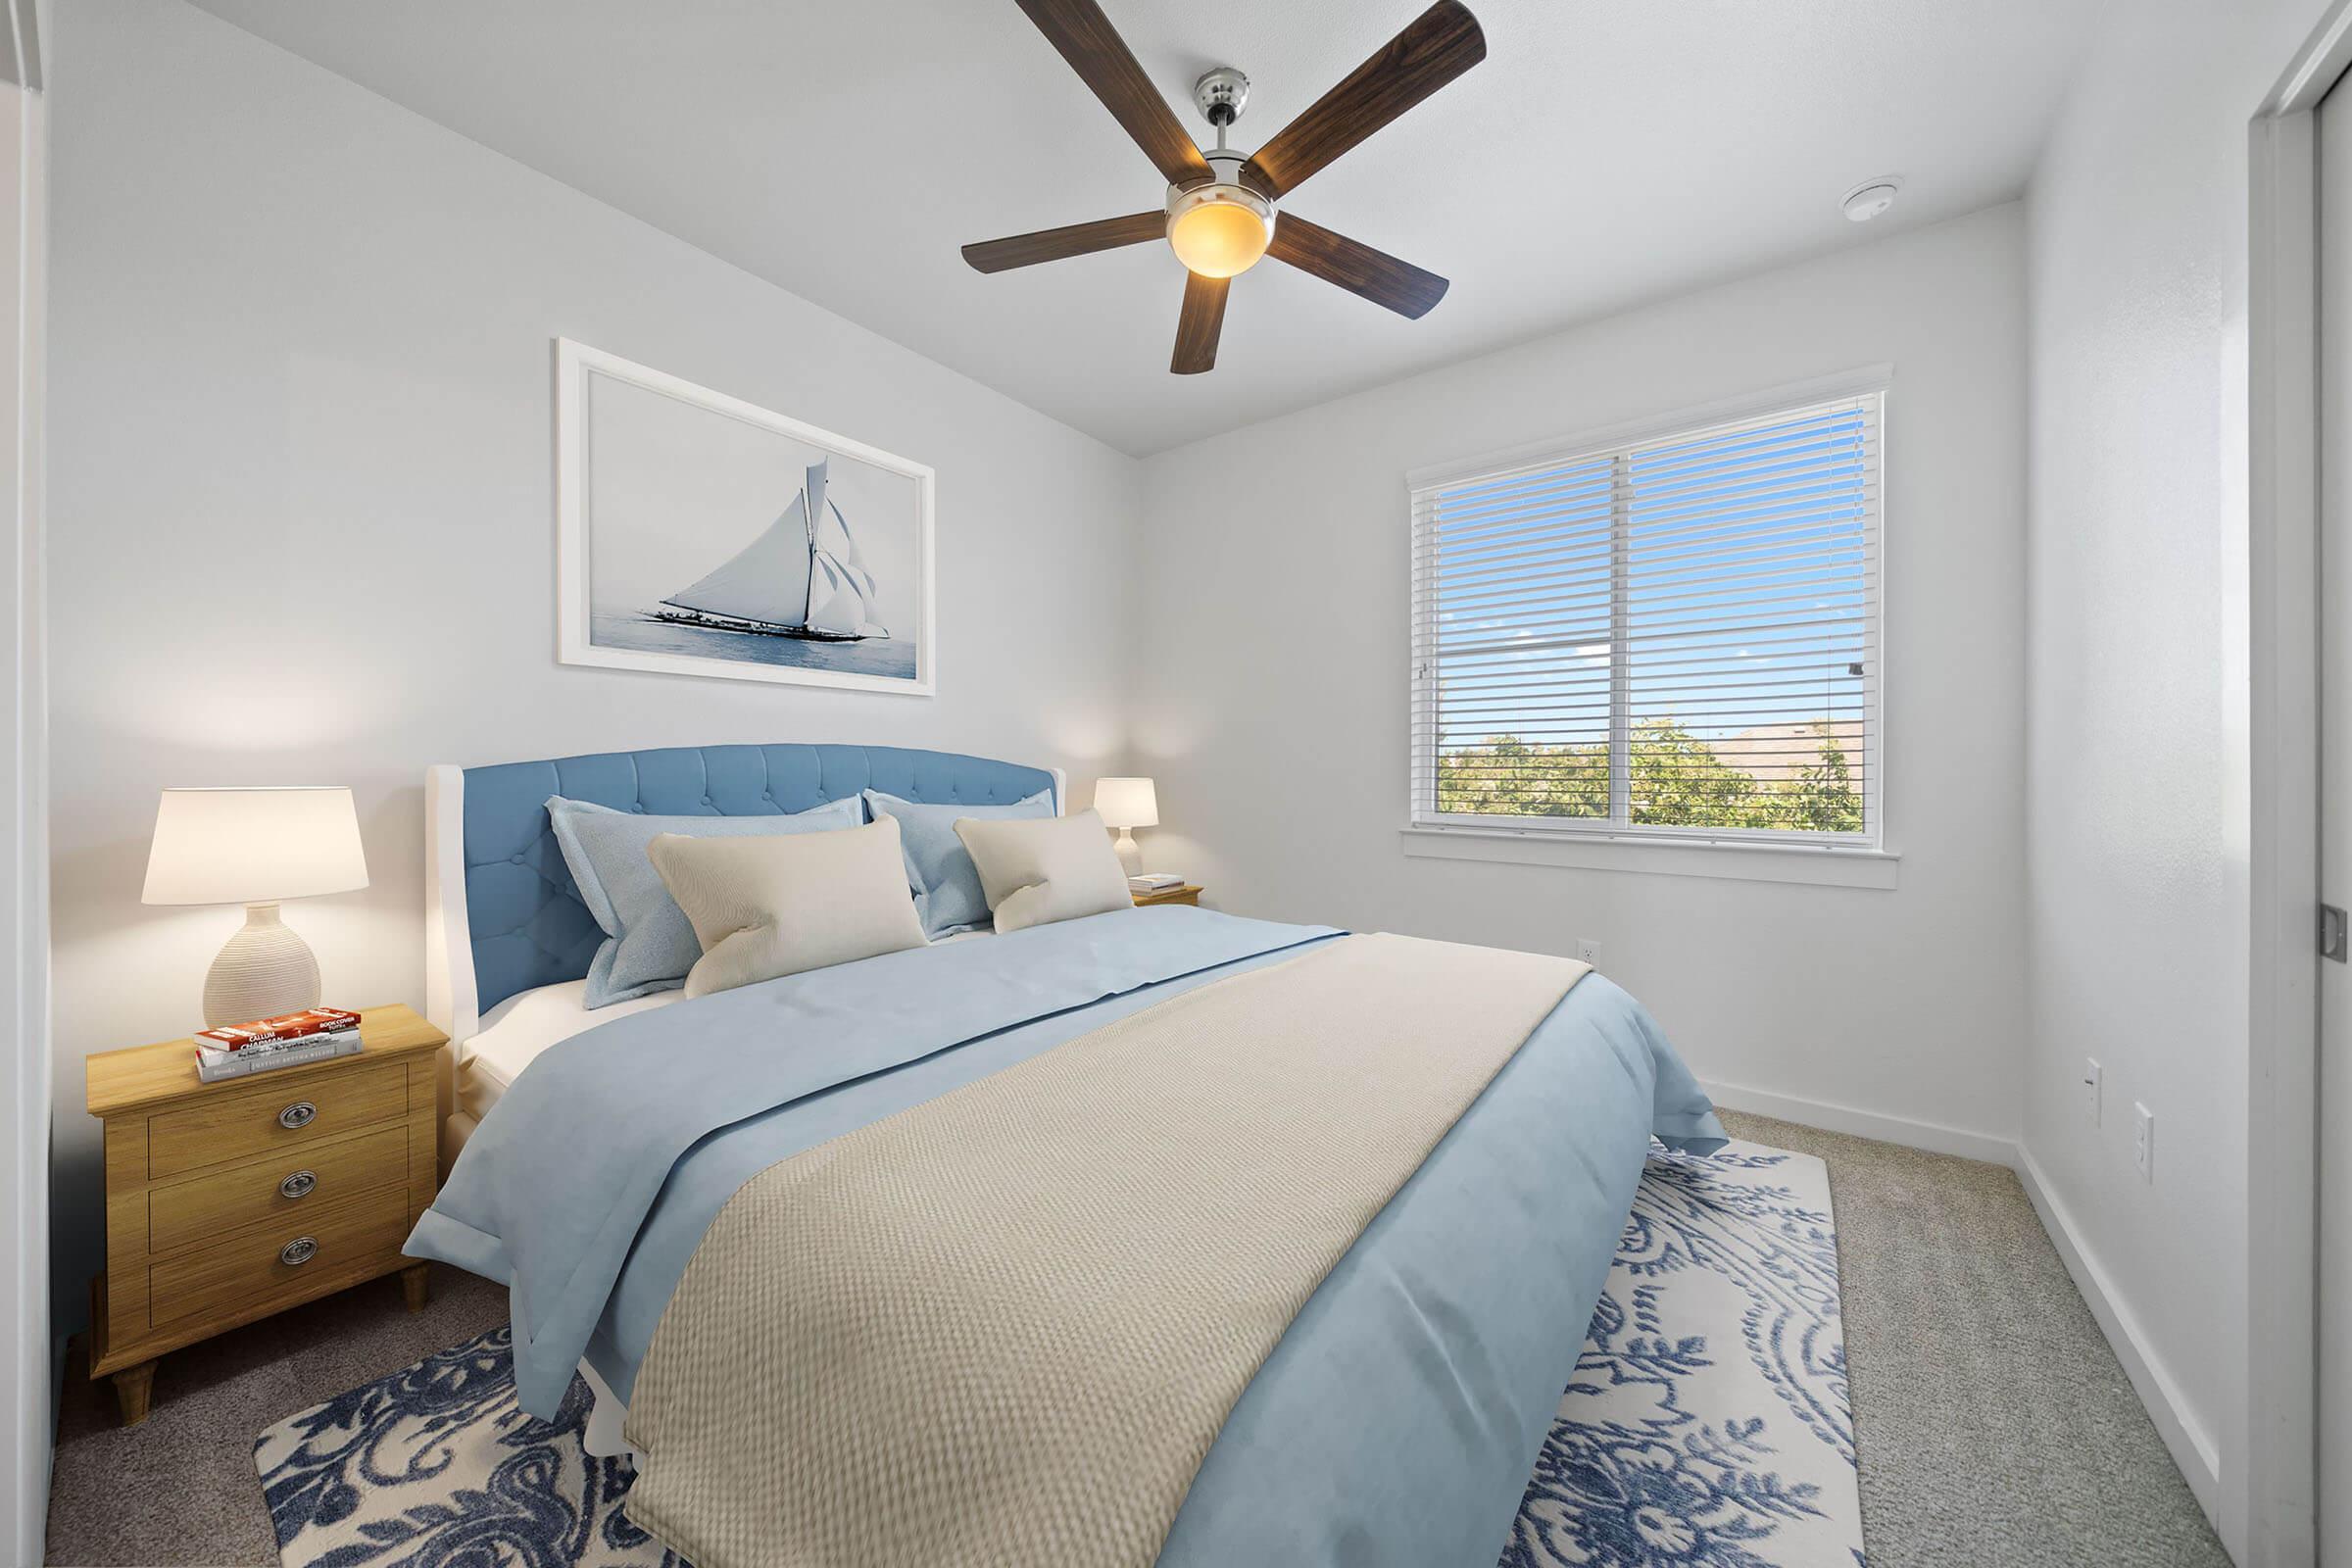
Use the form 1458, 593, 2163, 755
457, 980, 681, 1122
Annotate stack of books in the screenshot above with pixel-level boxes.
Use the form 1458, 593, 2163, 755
1127, 872, 1185, 893
194, 1006, 365, 1083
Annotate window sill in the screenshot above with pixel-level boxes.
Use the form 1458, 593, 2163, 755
1397, 825, 1900, 889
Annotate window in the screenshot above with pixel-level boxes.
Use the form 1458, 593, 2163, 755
1409, 383, 1884, 851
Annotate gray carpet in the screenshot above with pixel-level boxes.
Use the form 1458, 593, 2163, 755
42, 1116, 2230, 1567
46, 1265, 510, 1568
1717, 1111, 2229, 1568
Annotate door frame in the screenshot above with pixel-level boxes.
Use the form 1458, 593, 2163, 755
0, 5, 41, 1564
2248, 6, 2352, 1562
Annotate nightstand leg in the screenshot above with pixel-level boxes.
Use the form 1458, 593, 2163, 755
400, 1261, 430, 1313
111, 1360, 156, 1427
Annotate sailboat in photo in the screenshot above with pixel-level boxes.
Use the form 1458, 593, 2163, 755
653, 458, 890, 642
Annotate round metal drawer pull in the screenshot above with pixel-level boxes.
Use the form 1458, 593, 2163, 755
279, 1236, 318, 1268
279, 1170, 317, 1200
277, 1101, 318, 1131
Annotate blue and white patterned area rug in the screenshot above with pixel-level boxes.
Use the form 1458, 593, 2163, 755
1504, 1140, 1861, 1568
254, 1140, 1857, 1568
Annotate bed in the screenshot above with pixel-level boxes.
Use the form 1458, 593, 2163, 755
411, 742, 1725, 1568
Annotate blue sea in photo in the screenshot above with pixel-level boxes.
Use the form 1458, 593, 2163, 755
593, 605, 918, 680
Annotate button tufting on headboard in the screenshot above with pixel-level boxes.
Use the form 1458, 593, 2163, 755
456, 744, 1056, 1015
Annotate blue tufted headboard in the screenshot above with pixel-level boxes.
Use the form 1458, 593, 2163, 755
423, 744, 1061, 1040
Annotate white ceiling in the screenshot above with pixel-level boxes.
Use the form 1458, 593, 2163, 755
186, 0, 2103, 456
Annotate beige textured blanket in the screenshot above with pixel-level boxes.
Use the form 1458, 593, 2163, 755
621, 932, 1589, 1568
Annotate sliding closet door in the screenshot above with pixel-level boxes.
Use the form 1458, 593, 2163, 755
2317, 71, 2352, 1568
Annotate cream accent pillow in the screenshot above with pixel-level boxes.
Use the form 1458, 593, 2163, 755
645, 816, 927, 999
953, 808, 1134, 935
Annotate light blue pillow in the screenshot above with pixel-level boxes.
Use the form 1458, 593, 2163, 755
862, 788, 1054, 938
547, 793, 865, 1007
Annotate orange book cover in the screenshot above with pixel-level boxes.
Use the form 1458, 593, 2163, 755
196, 1006, 363, 1051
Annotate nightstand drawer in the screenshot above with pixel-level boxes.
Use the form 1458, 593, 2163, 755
147, 1124, 409, 1254
148, 1185, 414, 1331
146, 1059, 408, 1178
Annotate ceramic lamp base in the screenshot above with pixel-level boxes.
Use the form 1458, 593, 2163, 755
202, 903, 322, 1026
1112, 828, 1144, 878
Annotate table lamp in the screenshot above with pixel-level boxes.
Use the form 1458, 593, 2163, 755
141, 786, 369, 1026
1093, 776, 1158, 877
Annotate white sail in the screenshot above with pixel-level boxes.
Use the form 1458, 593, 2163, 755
804, 461, 829, 550
659, 456, 890, 639
809, 514, 885, 638
660, 490, 813, 625
804, 456, 888, 637
804, 553, 867, 637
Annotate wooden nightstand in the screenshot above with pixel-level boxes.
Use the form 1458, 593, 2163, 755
83, 1004, 446, 1426
1131, 883, 1202, 907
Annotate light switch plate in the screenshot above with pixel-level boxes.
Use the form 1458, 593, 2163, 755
2082, 1058, 2102, 1125
2133, 1102, 2154, 1182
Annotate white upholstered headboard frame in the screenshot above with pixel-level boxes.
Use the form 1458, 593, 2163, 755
422, 763, 479, 1049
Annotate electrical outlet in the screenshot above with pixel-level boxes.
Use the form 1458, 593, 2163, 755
2133, 1102, 2154, 1182
2082, 1058, 2102, 1124
1575, 937, 1601, 967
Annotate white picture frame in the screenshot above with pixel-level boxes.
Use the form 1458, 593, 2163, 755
555, 338, 937, 697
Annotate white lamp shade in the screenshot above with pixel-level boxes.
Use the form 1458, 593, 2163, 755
142, 787, 369, 906
1092, 776, 1159, 830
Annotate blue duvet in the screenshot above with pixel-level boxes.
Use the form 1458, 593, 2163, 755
408, 907, 1724, 1567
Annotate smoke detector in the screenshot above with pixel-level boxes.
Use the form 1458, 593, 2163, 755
1841, 177, 1900, 223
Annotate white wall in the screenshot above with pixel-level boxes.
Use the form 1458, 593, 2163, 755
2020, 0, 2335, 1551
1132, 203, 2028, 1151
44, 0, 1143, 1325
1, 19, 46, 1567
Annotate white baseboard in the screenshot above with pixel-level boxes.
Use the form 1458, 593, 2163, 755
2013, 1146, 2222, 1523
1698, 1077, 2019, 1165
1699, 1079, 2222, 1531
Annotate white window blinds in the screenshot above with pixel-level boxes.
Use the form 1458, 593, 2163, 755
1409, 388, 1883, 847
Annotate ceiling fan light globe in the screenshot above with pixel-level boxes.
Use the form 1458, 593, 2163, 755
1166, 184, 1272, 278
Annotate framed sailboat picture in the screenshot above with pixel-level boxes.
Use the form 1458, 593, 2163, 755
556, 339, 935, 696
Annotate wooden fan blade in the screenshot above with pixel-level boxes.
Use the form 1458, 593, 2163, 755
1171, 272, 1230, 374
962, 212, 1167, 273
1240, 1, 1486, 201
1015, 0, 1210, 186
1267, 212, 1449, 318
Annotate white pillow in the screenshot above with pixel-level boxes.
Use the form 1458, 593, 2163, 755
953, 808, 1134, 935
645, 816, 927, 999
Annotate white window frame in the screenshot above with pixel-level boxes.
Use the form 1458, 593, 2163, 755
1402, 367, 1898, 890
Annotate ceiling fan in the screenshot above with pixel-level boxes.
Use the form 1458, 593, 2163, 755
961, 0, 1487, 375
